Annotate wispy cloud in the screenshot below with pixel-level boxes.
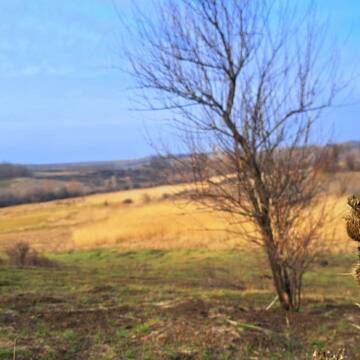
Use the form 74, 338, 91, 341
0, 1, 116, 79
4, 65, 76, 78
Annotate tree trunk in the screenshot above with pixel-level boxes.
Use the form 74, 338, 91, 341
267, 252, 293, 311
263, 231, 300, 311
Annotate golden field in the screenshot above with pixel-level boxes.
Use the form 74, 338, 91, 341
0, 180, 354, 252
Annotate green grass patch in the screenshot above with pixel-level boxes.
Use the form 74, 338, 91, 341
0, 249, 358, 359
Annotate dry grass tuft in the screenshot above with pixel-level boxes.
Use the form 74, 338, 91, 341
345, 211, 360, 242
345, 195, 360, 285
345, 195, 360, 242
312, 348, 346, 360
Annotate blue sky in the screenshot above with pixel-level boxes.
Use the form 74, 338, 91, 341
0, 0, 359, 164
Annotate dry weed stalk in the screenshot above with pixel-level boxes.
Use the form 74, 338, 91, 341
319, 195, 360, 359
345, 195, 360, 285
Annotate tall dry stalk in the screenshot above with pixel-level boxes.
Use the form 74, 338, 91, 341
313, 198, 360, 360
345, 195, 360, 284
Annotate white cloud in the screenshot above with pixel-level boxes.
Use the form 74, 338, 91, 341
3, 64, 75, 78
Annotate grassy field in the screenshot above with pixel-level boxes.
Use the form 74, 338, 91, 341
1, 249, 360, 359
0, 183, 250, 251
0, 182, 359, 359
0, 182, 353, 252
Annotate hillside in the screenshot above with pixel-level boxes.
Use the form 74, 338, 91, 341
0, 141, 360, 208
0, 156, 180, 208
1, 166, 360, 359
0, 181, 359, 358
0, 174, 356, 253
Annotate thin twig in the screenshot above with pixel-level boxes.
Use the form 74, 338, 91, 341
265, 295, 279, 310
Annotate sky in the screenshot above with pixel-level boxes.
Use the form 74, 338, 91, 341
0, 0, 359, 164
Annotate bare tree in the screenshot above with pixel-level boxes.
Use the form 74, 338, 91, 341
124, 0, 343, 311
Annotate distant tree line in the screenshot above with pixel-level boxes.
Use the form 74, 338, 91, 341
0, 186, 86, 207
0, 146, 357, 209
321, 144, 360, 173
0, 163, 31, 180
0, 157, 181, 208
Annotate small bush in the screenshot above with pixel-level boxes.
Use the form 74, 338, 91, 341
122, 198, 134, 204
141, 193, 152, 204
6, 242, 57, 268
162, 192, 171, 200
6, 242, 30, 267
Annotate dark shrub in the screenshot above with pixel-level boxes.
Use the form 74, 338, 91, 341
122, 198, 134, 204
6, 242, 57, 268
6, 242, 30, 267
162, 192, 171, 200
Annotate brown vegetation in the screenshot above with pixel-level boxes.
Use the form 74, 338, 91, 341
141, 193, 152, 204
6, 241, 57, 268
345, 195, 360, 287
313, 199, 360, 360
122, 198, 134, 205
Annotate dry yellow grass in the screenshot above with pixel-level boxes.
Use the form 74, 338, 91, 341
0, 182, 353, 252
